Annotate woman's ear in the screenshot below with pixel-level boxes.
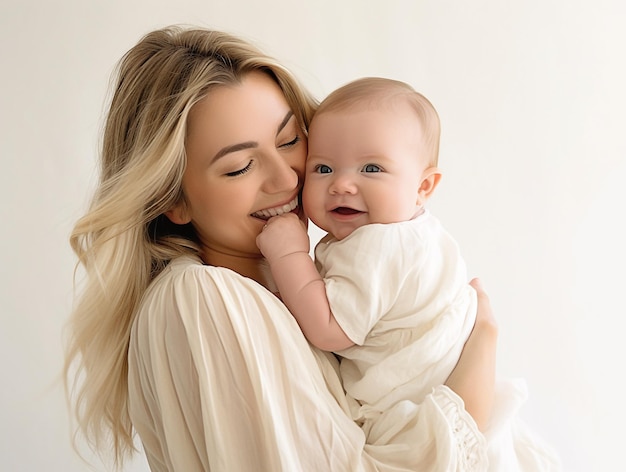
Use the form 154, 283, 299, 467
417, 166, 442, 203
165, 200, 192, 225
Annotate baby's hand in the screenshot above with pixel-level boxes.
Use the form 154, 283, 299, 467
256, 213, 310, 262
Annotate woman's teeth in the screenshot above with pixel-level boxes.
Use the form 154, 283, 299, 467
252, 196, 298, 219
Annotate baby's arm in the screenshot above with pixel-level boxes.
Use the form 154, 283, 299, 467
256, 213, 354, 351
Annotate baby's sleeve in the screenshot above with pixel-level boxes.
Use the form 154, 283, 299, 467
315, 226, 414, 345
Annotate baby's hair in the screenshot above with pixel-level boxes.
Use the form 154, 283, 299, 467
315, 77, 440, 165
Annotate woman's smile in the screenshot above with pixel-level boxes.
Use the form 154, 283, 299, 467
251, 195, 299, 220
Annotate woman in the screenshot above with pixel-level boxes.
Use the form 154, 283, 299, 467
65, 26, 497, 471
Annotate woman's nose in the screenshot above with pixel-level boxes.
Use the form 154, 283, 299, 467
262, 153, 299, 193
329, 173, 357, 195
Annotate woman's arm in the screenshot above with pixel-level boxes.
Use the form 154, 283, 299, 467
444, 278, 498, 431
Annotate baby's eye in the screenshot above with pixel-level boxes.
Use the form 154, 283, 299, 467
362, 164, 382, 173
315, 164, 333, 174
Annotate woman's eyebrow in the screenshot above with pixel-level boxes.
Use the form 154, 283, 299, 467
212, 141, 257, 162
277, 111, 294, 134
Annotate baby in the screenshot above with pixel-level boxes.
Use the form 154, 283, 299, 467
257, 77, 561, 471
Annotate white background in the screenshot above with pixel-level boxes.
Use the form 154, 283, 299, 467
1, 1, 624, 470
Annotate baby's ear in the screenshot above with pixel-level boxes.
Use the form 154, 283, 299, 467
417, 167, 442, 203
165, 200, 192, 225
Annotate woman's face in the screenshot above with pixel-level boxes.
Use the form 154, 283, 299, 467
169, 71, 307, 259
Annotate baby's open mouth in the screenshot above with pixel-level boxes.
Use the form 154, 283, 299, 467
332, 207, 361, 215
251, 196, 298, 220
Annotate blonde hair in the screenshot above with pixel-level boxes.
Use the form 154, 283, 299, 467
64, 25, 317, 467
314, 77, 441, 165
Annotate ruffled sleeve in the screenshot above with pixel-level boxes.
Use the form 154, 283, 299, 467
434, 386, 489, 470
360, 384, 487, 471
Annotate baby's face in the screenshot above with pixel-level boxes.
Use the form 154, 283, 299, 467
303, 103, 430, 240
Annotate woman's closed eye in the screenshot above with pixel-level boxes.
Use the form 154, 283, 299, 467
279, 135, 301, 149
225, 160, 254, 177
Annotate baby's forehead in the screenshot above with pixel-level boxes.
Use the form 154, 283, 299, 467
312, 98, 422, 128
319, 88, 410, 113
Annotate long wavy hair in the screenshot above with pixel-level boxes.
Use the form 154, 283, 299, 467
64, 25, 317, 468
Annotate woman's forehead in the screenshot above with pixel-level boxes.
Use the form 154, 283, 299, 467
186, 72, 294, 156
189, 73, 289, 131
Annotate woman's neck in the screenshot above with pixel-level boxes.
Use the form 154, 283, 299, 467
200, 247, 278, 293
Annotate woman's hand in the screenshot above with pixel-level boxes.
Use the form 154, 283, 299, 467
445, 278, 498, 431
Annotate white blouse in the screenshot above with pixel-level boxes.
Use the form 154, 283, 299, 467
127, 255, 487, 471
